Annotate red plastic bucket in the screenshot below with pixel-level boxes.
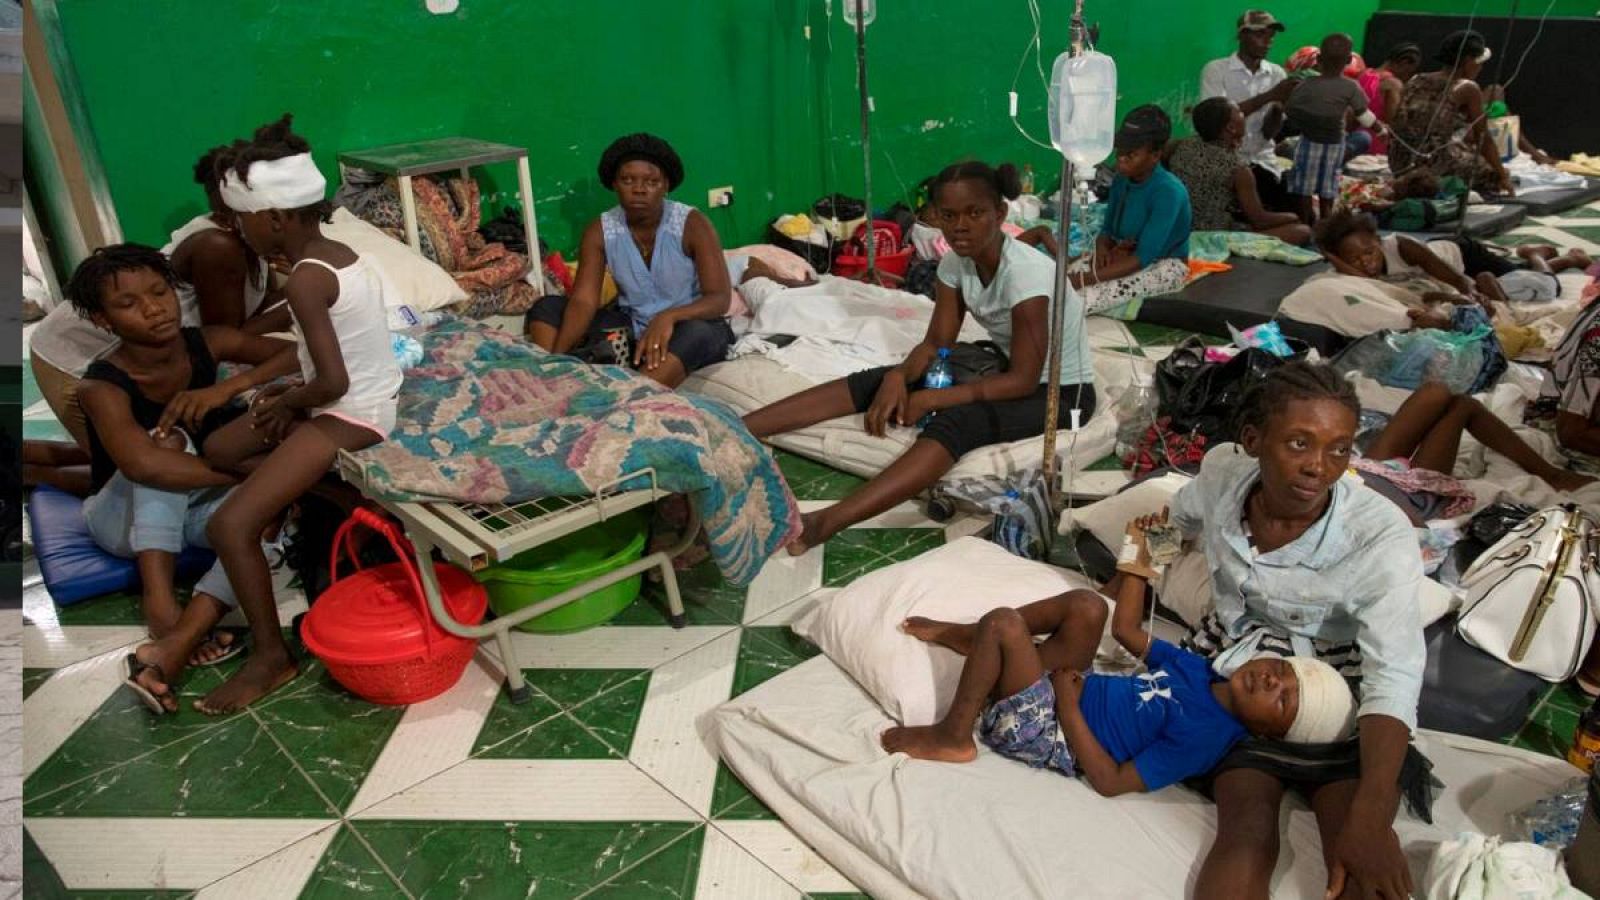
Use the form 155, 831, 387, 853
302, 508, 488, 705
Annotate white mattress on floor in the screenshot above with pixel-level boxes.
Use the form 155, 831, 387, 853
683, 318, 1149, 485
703, 653, 1580, 900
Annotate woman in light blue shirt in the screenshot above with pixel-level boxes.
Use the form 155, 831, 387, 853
526, 133, 734, 387
1168, 361, 1427, 900
744, 161, 1095, 554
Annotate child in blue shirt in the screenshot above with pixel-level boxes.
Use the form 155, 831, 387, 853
1069, 105, 1193, 318
881, 514, 1358, 794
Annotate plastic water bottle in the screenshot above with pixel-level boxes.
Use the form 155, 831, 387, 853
1113, 378, 1157, 461
918, 348, 954, 428
1048, 50, 1118, 169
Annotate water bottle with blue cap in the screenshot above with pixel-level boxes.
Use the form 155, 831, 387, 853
918, 347, 954, 427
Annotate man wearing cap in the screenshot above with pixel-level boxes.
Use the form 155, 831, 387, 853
1389, 30, 1514, 195
1200, 10, 1297, 212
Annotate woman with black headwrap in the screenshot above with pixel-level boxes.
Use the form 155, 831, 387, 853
525, 133, 733, 387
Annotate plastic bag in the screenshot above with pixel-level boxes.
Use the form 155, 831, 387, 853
1228, 320, 1294, 357
936, 469, 1052, 561
1332, 328, 1487, 394
1509, 777, 1589, 848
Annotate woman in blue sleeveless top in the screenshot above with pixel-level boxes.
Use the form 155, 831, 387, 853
526, 133, 734, 387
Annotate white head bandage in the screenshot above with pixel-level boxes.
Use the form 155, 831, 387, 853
1283, 656, 1359, 744
219, 153, 326, 213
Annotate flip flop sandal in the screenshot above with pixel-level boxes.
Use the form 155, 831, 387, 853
124, 653, 175, 715
190, 628, 249, 668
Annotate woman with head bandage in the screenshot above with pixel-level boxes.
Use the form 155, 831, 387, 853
524, 132, 734, 388
185, 114, 403, 716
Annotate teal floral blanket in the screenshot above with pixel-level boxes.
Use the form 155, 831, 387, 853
347, 322, 801, 586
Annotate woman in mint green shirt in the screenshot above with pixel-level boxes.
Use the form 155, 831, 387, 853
743, 161, 1095, 554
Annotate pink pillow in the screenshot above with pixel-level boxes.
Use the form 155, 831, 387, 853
726, 244, 818, 281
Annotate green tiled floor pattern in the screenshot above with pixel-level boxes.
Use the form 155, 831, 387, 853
21, 198, 1600, 896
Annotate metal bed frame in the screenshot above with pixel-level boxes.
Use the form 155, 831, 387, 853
337, 452, 695, 704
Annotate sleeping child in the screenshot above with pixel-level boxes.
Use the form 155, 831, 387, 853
880, 513, 1357, 795
1315, 209, 1591, 326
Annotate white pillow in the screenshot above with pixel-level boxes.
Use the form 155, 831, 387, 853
324, 207, 468, 312
791, 537, 1112, 726
1062, 472, 1194, 550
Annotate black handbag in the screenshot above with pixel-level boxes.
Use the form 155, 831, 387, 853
765, 220, 836, 274
946, 341, 1010, 385
1155, 337, 1305, 443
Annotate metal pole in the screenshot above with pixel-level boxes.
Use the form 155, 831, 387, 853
855, 0, 875, 274
1041, 4, 1089, 513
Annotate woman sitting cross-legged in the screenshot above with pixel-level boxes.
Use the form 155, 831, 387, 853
525, 133, 734, 387
743, 160, 1095, 555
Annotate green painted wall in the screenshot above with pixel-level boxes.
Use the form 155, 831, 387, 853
50, 0, 1378, 256
1379, 0, 1598, 15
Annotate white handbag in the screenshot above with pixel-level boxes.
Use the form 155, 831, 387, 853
1456, 504, 1600, 682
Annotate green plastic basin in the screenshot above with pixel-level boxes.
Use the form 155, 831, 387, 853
474, 509, 649, 633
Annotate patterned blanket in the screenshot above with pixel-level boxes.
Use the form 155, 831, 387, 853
346, 322, 802, 586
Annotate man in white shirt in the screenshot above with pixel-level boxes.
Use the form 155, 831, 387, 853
1200, 9, 1297, 211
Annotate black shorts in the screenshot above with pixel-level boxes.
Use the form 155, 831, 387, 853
844, 366, 1097, 460
525, 295, 734, 374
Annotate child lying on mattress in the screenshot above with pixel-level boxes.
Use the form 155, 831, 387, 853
881, 513, 1357, 795
1316, 209, 1591, 325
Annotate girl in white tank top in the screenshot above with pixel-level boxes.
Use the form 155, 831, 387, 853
186, 115, 405, 716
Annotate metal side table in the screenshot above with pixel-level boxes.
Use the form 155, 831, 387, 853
338, 137, 543, 288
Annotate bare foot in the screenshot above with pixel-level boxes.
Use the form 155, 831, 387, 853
785, 510, 833, 557
902, 617, 977, 656
195, 650, 298, 715
1406, 308, 1452, 330
1566, 249, 1593, 269
1515, 244, 1559, 263
881, 724, 979, 763
1544, 469, 1596, 493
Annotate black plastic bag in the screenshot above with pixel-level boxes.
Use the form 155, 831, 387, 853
1155, 337, 1306, 444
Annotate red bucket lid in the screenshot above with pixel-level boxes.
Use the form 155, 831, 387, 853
303, 561, 487, 666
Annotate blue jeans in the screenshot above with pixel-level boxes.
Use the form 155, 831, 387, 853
82, 466, 237, 608
1345, 129, 1373, 159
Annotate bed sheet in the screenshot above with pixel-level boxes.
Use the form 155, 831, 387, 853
704, 653, 1582, 900
684, 316, 1148, 485
1280, 269, 1591, 345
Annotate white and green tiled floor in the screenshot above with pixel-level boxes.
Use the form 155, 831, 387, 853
19, 200, 1600, 897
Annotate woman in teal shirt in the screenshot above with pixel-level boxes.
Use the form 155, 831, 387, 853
1067, 105, 1193, 318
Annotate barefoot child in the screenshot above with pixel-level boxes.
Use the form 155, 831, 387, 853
191, 114, 403, 715
63, 245, 299, 712
881, 516, 1358, 795
1285, 34, 1381, 223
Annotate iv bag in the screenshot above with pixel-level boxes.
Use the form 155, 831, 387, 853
1048, 50, 1118, 169
841, 0, 876, 27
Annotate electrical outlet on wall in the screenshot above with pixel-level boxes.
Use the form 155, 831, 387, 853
708, 186, 734, 208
